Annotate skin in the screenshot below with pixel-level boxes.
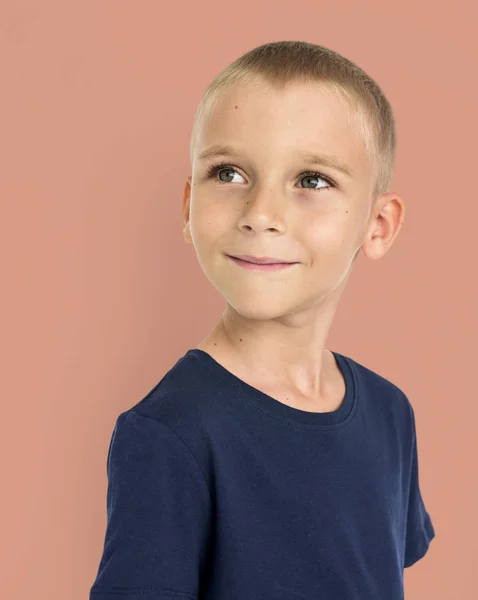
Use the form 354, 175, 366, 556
181, 79, 405, 411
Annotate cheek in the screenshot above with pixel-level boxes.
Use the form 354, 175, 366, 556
189, 199, 232, 248
303, 212, 353, 255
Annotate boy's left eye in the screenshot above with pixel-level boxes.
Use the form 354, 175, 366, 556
204, 162, 336, 191
298, 172, 335, 190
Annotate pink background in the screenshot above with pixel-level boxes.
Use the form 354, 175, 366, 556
1, 1, 476, 598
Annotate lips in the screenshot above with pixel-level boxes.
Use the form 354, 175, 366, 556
225, 254, 298, 272
227, 254, 296, 265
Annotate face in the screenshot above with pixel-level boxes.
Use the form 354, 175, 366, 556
183, 80, 377, 321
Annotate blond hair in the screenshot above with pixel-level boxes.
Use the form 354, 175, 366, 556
189, 40, 396, 199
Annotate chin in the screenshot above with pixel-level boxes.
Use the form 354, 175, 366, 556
225, 297, 293, 321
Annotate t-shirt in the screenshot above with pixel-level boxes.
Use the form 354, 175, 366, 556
89, 348, 435, 600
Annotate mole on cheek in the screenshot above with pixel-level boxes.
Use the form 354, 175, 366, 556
234, 105, 238, 109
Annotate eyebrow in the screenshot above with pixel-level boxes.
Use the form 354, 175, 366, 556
197, 144, 356, 179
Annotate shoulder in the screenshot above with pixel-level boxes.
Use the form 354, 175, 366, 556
111, 350, 226, 465
341, 351, 414, 424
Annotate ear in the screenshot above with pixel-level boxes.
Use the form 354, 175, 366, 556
360, 192, 406, 261
182, 176, 193, 244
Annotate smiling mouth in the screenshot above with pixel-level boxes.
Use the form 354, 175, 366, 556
225, 254, 298, 265
225, 254, 298, 271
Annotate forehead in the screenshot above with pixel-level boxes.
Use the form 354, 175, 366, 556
195, 80, 374, 179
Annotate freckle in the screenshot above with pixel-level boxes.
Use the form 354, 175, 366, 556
239, 338, 243, 342
234, 105, 238, 109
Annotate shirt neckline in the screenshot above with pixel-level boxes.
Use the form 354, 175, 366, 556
186, 348, 358, 429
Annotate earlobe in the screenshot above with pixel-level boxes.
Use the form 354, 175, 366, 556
183, 223, 192, 244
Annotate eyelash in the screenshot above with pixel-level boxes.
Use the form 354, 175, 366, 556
205, 161, 337, 191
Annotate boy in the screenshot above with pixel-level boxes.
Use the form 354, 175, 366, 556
89, 41, 435, 599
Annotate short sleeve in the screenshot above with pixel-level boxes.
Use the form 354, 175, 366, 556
404, 405, 436, 568
89, 411, 212, 599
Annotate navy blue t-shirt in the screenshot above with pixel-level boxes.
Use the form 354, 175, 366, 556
89, 349, 435, 600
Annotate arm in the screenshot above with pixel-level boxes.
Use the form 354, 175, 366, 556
89, 411, 212, 599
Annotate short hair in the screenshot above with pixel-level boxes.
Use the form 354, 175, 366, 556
189, 40, 396, 199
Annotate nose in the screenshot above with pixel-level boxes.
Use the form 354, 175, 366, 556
236, 188, 287, 233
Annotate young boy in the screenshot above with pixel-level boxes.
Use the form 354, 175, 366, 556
89, 41, 435, 599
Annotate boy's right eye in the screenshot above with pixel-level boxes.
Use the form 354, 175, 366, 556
206, 162, 243, 183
